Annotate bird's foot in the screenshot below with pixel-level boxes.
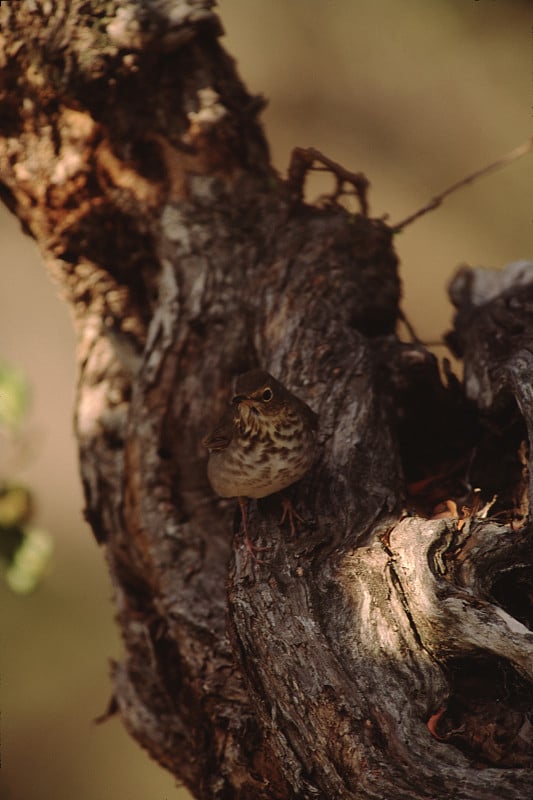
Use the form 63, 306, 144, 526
242, 533, 269, 566
238, 497, 268, 566
279, 498, 305, 538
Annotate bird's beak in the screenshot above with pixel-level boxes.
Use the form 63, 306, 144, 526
232, 394, 250, 407
232, 395, 259, 416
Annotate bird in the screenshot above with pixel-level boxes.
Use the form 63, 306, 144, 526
203, 369, 318, 558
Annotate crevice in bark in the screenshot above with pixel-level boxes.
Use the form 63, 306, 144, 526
469, 401, 529, 522
435, 654, 533, 768
374, 342, 478, 510
491, 566, 533, 630
377, 337, 530, 531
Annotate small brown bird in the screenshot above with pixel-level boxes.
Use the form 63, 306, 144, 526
203, 369, 318, 557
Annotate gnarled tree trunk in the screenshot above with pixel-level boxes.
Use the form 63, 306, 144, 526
1, 2, 531, 798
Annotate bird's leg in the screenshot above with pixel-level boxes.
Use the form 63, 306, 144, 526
279, 497, 305, 538
238, 497, 268, 563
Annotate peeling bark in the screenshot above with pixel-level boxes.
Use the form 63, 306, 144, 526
0, 2, 531, 798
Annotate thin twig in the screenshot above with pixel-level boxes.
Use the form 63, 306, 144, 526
392, 137, 533, 233
397, 309, 420, 343
287, 146, 370, 216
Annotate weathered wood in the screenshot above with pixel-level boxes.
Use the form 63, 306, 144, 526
0, 2, 531, 798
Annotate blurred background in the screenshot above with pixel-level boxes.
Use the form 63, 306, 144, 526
0, 1, 531, 798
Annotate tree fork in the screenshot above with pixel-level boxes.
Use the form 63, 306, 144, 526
0, 2, 531, 798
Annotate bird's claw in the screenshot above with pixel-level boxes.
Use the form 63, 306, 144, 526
280, 498, 305, 537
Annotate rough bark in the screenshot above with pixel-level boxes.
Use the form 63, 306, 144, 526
1, 2, 532, 799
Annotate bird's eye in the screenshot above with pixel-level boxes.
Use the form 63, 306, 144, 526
262, 388, 273, 402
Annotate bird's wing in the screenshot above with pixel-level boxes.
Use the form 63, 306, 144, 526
202, 411, 234, 452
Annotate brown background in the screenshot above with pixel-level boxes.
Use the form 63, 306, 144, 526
0, 1, 531, 798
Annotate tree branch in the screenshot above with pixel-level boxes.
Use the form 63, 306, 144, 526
1, 2, 531, 798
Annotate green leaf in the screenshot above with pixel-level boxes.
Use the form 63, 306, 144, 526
0, 484, 32, 527
1, 525, 53, 594
0, 362, 30, 431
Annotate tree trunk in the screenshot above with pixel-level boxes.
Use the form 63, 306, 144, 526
1, 2, 531, 798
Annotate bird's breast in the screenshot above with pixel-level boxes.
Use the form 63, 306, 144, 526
207, 415, 316, 499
